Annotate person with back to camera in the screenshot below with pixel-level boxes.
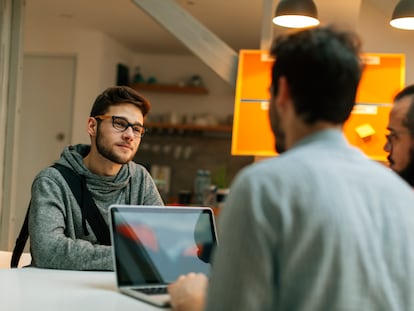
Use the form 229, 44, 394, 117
167, 25, 414, 311
384, 84, 414, 187
28, 86, 163, 270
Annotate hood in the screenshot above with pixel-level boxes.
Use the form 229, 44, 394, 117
55, 144, 132, 194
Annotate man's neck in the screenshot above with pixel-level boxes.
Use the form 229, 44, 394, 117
83, 151, 122, 176
286, 120, 341, 150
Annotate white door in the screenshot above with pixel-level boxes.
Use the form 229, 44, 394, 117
14, 55, 75, 243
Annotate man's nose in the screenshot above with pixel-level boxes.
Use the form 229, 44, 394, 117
122, 126, 135, 139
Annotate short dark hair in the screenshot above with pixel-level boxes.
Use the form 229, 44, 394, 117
89, 86, 151, 117
394, 84, 414, 136
270, 25, 362, 124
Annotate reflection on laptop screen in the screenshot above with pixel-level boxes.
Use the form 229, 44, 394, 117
111, 207, 217, 286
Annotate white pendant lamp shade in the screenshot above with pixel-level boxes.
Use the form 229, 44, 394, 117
273, 0, 320, 28
390, 0, 414, 30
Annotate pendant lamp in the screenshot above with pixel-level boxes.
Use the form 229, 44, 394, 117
273, 0, 320, 28
390, 0, 414, 30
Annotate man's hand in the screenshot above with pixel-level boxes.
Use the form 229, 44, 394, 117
168, 272, 208, 311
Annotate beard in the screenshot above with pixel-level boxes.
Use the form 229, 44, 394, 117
268, 100, 286, 153
274, 128, 286, 154
95, 126, 136, 165
395, 147, 414, 187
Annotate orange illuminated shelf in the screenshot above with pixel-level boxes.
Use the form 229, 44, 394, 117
231, 50, 405, 162
131, 83, 208, 95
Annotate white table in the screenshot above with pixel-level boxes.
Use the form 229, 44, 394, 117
0, 267, 170, 311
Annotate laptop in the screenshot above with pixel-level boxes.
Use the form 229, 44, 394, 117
109, 204, 218, 308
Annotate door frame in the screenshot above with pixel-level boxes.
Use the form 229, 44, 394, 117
0, 0, 25, 250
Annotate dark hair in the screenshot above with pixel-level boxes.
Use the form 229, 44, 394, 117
270, 25, 362, 124
89, 86, 151, 117
394, 84, 414, 136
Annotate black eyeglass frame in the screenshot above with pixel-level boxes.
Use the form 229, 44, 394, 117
385, 129, 411, 145
94, 115, 146, 138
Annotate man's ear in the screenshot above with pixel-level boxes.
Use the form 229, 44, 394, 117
87, 117, 98, 137
275, 76, 291, 110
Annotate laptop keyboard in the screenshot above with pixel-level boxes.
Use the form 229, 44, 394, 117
132, 287, 168, 295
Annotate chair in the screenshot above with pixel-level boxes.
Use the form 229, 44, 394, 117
0, 250, 31, 268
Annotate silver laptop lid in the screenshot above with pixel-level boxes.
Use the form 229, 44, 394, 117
109, 205, 218, 287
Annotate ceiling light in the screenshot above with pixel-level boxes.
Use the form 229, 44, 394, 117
390, 0, 414, 30
273, 0, 320, 28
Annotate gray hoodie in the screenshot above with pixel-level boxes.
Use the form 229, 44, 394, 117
29, 144, 164, 270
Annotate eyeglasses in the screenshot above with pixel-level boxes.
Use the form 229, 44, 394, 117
94, 115, 146, 138
385, 130, 410, 145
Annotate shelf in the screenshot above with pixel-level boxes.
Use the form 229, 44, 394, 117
131, 83, 209, 95
145, 122, 232, 133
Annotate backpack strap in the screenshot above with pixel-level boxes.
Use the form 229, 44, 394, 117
52, 163, 111, 245
10, 164, 111, 268
52, 164, 89, 235
10, 203, 31, 268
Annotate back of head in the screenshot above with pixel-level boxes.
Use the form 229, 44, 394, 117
270, 25, 362, 125
90, 86, 151, 117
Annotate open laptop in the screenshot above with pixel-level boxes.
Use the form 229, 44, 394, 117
109, 204, 218, 308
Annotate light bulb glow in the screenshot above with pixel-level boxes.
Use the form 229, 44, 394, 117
273, 15, 320, 28
390, 17, 414, 30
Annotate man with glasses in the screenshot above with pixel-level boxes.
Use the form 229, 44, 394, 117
384, 84, 414, 186
28, 86, 163, 270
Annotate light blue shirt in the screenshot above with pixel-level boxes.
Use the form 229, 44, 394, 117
205, 129, 414, 311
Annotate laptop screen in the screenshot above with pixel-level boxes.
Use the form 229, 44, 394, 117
110, 206, 217, 286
